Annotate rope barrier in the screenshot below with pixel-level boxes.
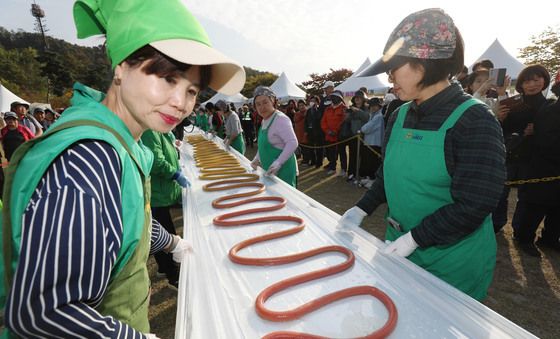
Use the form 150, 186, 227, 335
505, 175, 560, 186
299, 135, 358, 149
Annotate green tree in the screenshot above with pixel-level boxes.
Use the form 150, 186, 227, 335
241, 69, 278, 98
518, 26, 560, 73
299, 68, 353, 97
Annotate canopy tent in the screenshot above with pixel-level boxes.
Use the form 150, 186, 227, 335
470, 39, 526, 79
202, 92, 248, 109
1, 83, 29, 113
269, 72, 306, 103
335, 58, 390, 97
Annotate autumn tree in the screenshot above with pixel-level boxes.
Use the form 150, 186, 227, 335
299, 68, 353, 97
518, 26, 560, 73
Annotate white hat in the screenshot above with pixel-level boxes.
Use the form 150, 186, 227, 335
322, 80, 335, 89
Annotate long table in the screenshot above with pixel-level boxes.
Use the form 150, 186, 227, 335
174, 130, 536, 338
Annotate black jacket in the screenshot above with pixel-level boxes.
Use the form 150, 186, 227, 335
517, 99, 560, 205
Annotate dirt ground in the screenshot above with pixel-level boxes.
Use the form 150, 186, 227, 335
149, 146, 559, 339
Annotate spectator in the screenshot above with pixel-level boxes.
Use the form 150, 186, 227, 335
304, 95, 325, 168
32, 107, 48, 132
321, 90, 347, 176
285, 99, 297, 124
141, 130, 189, 288
454, 65, 469, 88
472, 59, 494, 72
43, 108, 58, 130
465, 68, 510, 115
1, 111, 35, 161
507, 65, 554, 256
518, 69, 560, 252
217, 100, 245, 154
358, 97, 384, 186
250, 86, 298, 186
318, 80, 335, 116
0, 0, 244, 337
10, 101, 43, 137
339, 8, 505, 301
345, 90, 370, 182
294, 99, 310, 165
240, 104, 255, 147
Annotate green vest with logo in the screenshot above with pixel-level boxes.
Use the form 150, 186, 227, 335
1, 83, 154, 334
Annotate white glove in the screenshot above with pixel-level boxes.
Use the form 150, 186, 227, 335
170, 235, 193, 263
382, 232, 418, 257
250, 158, 261, 170
144, 334, 161, 339
336, 206, 367, 229
265, 160, 281, 176
224, 138, 231, 150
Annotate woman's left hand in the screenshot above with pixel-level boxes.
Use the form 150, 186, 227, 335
383, 232, 418, 257
265, 160, 281, 176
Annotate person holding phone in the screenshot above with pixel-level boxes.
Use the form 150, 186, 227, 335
338, 8, 505, 300
466, 68, 510, 116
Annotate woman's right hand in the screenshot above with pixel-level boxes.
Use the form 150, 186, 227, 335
496, 104, 510, 122
251, 158, 260, 170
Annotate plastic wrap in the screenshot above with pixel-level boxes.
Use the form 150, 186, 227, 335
174, 129, 536, 339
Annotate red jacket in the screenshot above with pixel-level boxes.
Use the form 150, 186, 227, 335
1, 125, 35, 141
321, 104, 346, 142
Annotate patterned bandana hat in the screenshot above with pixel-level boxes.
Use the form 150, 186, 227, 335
253, 86, 276, 99
359, 8, 456, 77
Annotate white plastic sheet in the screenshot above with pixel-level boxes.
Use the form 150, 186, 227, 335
175, 129, 536, 339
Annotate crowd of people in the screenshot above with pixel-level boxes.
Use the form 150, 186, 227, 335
0, 1, 558, 338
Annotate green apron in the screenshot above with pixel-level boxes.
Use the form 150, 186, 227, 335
258, 112, 297, 187
384, 99, 496, 301
2, 83, 154, 334
230, 133, 245, 155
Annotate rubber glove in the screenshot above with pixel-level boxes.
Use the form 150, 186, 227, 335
382, 232, 418, 257
336, 206, 368, 229
172, 170, 191, 188
144, 334, 161, 339
251, 158, 261, 170
170, 235, 193, 263
265, 160, 281, 176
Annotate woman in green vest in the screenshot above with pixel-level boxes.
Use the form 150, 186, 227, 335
215, 100, 245, 155
141, 130, 190, 288
250, 86, 298, 187
337, 9, 506, 301
1, 0, 244, 337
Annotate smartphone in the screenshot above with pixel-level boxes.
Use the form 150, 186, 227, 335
489, 68, 507, 87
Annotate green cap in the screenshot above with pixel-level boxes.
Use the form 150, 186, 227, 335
73, 0, 245, 95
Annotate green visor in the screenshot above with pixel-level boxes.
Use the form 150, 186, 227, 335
73, 0, 245, 95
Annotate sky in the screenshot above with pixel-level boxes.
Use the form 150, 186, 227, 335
1, 0, 558, 84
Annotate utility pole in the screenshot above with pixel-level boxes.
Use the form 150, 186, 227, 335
31, 1, 50, 102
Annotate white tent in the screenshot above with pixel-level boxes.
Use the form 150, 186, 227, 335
270, 72, 306, 102
202, 92, 248, 109
470, 39, 526, 79
335, 58, 390, 97
1, 83, 29, 113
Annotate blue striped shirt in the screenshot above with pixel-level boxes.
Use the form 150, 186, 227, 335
5, 140, 172, 338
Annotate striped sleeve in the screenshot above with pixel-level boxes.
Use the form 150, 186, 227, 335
5, 141, 145, 338
150, 217, 173, 254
